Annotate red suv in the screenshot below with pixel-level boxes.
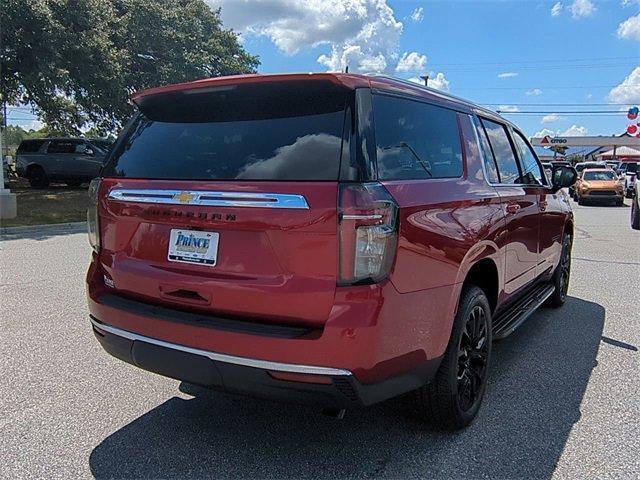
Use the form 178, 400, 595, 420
87, 73, 577, 429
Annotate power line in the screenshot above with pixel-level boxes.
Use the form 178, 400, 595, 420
460, 85, 635, 90
481, 103, 632, 107
431, 55, 639, 66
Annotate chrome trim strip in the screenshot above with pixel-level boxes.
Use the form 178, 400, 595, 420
107, 189, 310, 209
341, 214, 383, 220
90, 318, 352, 376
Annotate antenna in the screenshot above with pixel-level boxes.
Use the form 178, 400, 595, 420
420, 74, 429, 86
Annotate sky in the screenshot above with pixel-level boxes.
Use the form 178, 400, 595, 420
8, 0, 640, 139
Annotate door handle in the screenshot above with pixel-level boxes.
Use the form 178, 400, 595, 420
506, 203, 521, 215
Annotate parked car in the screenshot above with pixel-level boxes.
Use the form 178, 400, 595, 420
605, 160, 621, 172
574, 168, 624, 206
621, 162, 637, 199
87, 73, 577, 430
15, 137, 108, 188
570, 161, 608, 198
631, 177, 640, 230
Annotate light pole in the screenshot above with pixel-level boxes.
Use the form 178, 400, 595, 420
0, 101, 17, 220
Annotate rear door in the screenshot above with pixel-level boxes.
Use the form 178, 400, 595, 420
97, 81, 350, 327
511, 128, 561, 276
46, 139, 79, 176
478, 117, 541, 295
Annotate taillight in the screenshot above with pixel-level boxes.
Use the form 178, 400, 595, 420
87, 178, 101, 253
338, 183, 398, 285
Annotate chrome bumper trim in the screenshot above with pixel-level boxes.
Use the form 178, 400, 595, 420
107, 189, 309, 209
90, 317, 352, 376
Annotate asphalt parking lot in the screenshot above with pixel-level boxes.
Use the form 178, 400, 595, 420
1, 200, 639, 479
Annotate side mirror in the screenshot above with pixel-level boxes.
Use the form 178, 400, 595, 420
551, 165, 578, 193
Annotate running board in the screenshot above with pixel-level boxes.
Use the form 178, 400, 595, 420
492, 284, 555, 340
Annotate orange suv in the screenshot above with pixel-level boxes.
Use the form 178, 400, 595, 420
575, 168, 624, 206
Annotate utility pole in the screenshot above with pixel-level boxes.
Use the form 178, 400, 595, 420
0, 93, 17, 219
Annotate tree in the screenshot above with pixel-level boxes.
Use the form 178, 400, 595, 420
1, 0, 259, 134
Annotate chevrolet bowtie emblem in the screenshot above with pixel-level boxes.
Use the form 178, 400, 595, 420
173, 191, 197, 204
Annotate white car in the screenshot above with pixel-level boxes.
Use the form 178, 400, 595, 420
631, 178, 639, 230
623, 163, 637, 199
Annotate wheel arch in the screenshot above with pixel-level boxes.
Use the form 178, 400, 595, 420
461, 258, 499, 314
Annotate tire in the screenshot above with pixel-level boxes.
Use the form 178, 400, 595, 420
414, 285, 492, 430
577, 196, 584, 206
631, 194, 640, 230
626, 190, 633, 199
27, 166, 49, 189
546, 233, 572, 308
616, 198, 623, 207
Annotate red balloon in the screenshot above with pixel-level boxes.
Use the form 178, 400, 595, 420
629, 113, 638, 120
628, 124, 638, 134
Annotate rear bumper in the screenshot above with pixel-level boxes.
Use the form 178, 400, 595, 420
91, 317, 441, 408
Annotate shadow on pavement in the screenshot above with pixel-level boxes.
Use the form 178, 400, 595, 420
89, 296, 604, 479
0, 222, 86, 241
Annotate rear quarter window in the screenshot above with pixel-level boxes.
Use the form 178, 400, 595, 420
372, 94, 463, 180
17, 140, 46, 153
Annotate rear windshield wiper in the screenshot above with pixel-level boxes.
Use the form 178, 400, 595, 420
383, 142, 433, 177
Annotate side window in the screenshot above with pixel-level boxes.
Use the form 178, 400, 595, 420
512, 130, 545, 185
472, 116, 499, 183
373, 95, 463, 180
74, 143, 88, 154
480, 118, 520, 184
47, 141, 76, 154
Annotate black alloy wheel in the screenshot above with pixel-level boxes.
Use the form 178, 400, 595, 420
457, 305, 489, 412
546, 233, 572, 308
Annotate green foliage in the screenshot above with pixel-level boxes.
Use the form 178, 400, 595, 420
1, 0, 259, 134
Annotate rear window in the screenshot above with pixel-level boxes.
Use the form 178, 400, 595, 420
372, 95, 463, 180
17, 139, 46, 153
103, 82, 348, 181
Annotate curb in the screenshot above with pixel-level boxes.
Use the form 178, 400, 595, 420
0, 221, 86, 236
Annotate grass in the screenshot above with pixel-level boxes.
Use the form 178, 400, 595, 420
1, 178, 89, 228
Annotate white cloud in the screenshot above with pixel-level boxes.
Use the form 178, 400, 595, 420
551, 2, 563, 16
427, 72, 450, 92
526, 88, 543, 96
395, 51, 427, 72
541, 114, 561, 124
607, 67, 640, 104
212, 0, 403, 73
21, 119, 44, 131
534, 128, 556, 138
561, 125, 588, 136
408, 72, 451, 92
570, 0, 595, 18
498, 72, 518, 78
409, 7, 424, 23
534, 125, 588, 137
617, 14, 640, 41
498, 105, 519, 113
